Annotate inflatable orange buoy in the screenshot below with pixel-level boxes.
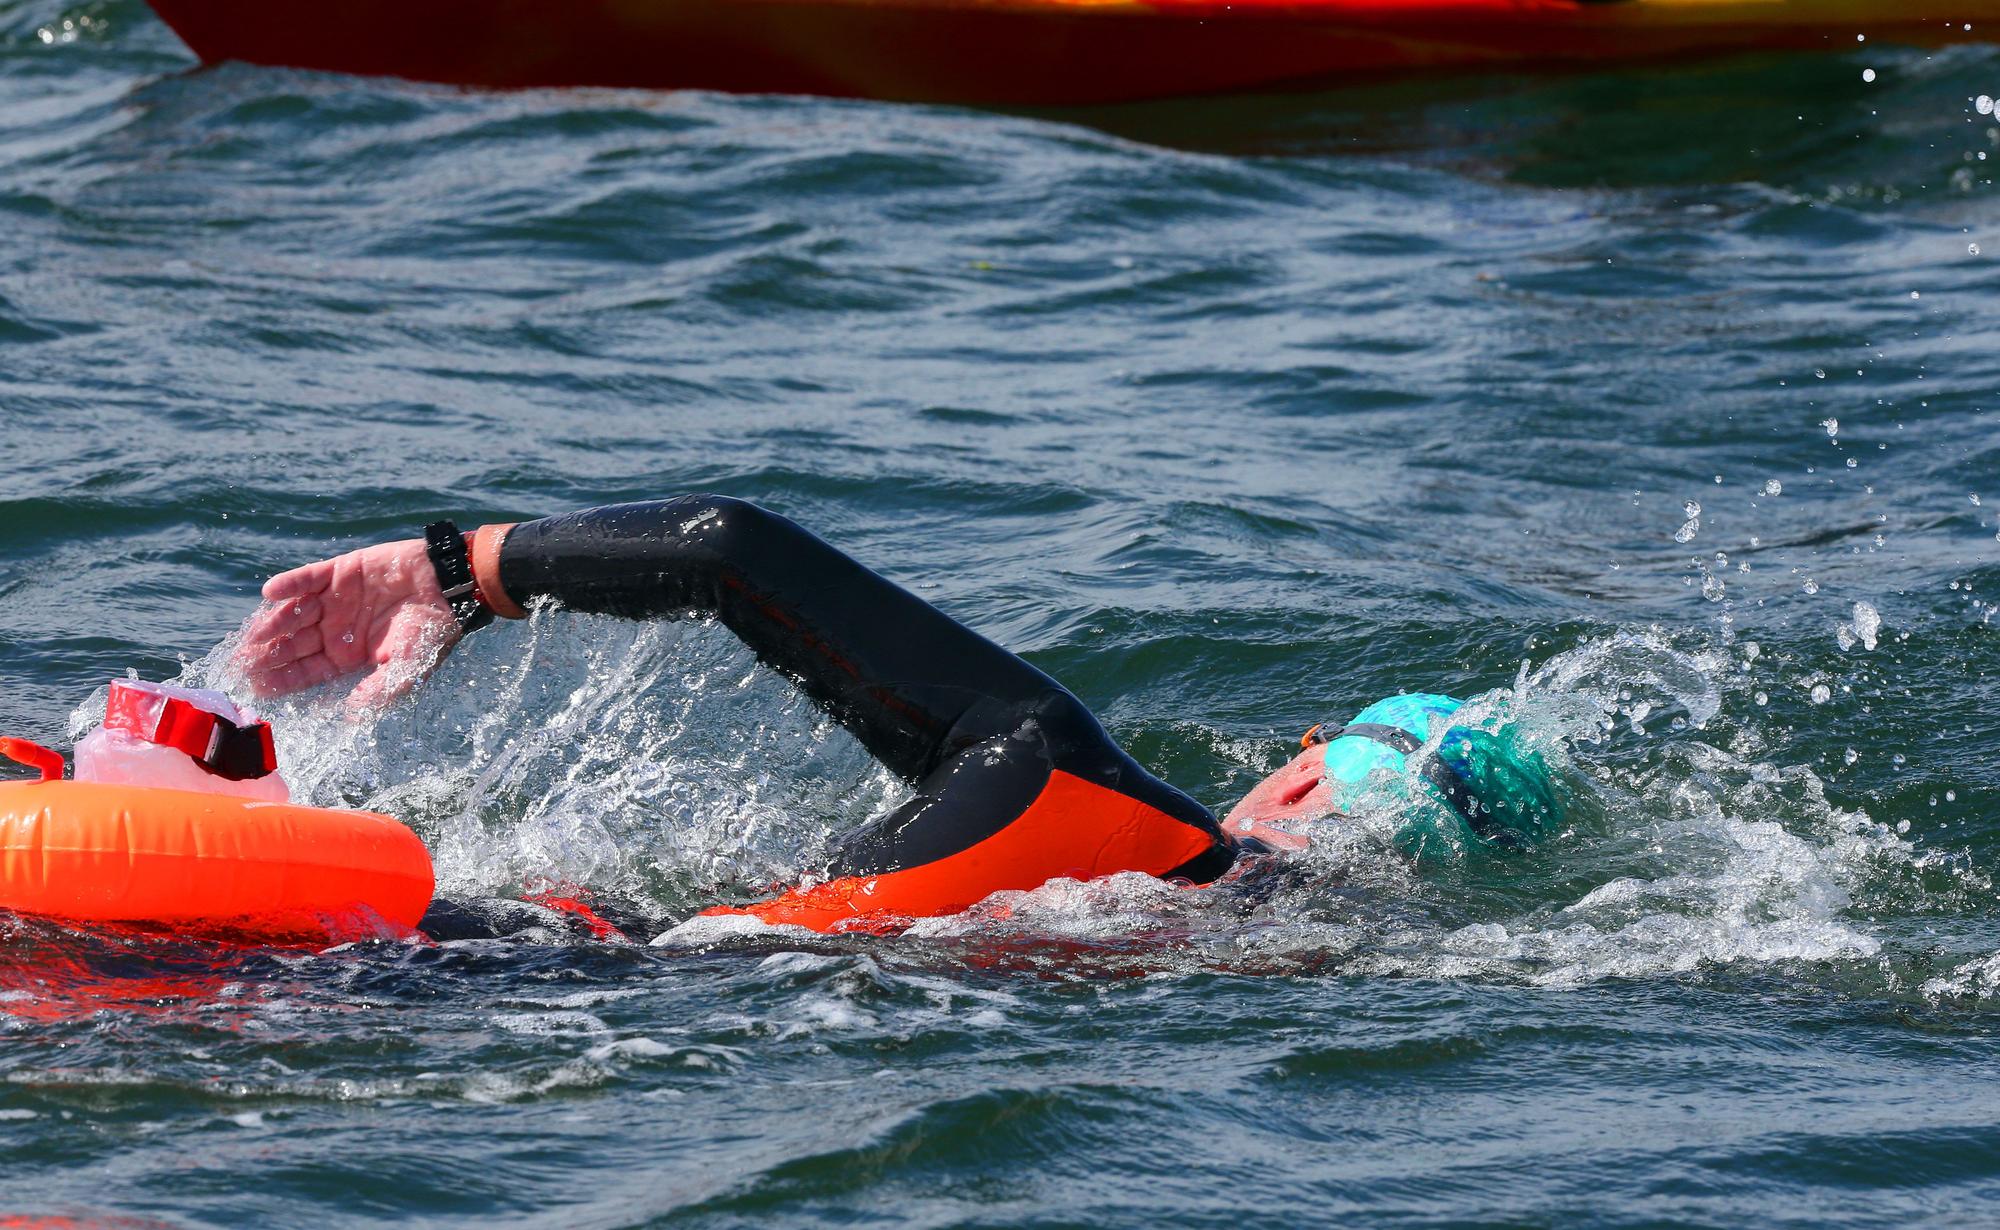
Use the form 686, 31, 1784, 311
0, 776, 434, 940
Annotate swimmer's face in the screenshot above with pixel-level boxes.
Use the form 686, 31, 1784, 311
1219, 743, 1329, 851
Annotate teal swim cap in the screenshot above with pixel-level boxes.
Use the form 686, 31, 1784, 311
1320, 693, 1562, 859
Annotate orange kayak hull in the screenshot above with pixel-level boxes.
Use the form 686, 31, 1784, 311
0, 781, 434, 939
140, 0, 2000, 104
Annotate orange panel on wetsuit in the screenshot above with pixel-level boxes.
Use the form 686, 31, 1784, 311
486, 494, 1238, 936
708, 768, 1217, 932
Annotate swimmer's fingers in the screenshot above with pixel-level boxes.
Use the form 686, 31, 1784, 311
238, 555, 359, 694
242, 593, 323, 645
261, 557, 336, 603
247, 653, 346, 699
238, 599, 325, 665
237, 585, 389, 696
238, 625, 325, 680
235, 594, 344, 697
259, 540, 429, 619
242, 540, 429, 690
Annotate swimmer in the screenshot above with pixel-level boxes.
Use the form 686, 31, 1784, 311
236, 496, 1562, 935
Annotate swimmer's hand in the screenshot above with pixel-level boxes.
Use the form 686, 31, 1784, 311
235, 538, 461, 712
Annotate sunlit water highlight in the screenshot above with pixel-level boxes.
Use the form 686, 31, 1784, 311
3, 2, 2000, 1225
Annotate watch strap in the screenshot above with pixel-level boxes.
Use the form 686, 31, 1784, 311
423, 520, 494, 633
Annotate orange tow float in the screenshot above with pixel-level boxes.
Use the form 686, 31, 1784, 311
0, 691, 434, 942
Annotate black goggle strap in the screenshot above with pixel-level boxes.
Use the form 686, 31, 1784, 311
1325, 720, 1516, 848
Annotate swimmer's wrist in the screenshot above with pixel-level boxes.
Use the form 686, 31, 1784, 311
470, 522, 525, 619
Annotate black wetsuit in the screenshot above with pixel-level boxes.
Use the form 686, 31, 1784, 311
451, 495, 1237, 933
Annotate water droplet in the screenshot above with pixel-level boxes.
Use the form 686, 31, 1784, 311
1821, 418, 1839, 437
1803, 578, 1821, 595
1762, 479, 1783, 496
1892, 753, 1907, 767
1846, 457, 1858, 468
1910, 291, 1921, 300
1972, 243, 1984, 256
1897, 819, 1910, 833
1811, 683, 1832, 704
1851, 601, 1880, 650
1843, 747, 1859, 765
1972, 493, 1983, 506
1814, 368, 1827, 379
1947, 790, 1958, 802
1862, 68, 1877, 83
1980, 95, 1996, 115
1701, 573, 1726, 602
1673, 500, 1701, 544
1754, 691, 1769, 706
1743, 642, 1761, 660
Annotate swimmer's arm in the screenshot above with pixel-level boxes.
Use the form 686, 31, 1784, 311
238, 496, 1060, 780
239, 495, 1235, 885
486, 495, 1065, 781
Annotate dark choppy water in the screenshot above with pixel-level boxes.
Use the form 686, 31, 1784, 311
5, 3, 2000, 1226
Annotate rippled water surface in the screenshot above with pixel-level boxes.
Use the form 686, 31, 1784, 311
5, 3, 2000, 1226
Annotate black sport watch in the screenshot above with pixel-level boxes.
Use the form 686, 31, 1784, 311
423, 520, 495, 633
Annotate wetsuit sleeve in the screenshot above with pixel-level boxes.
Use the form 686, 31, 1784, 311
494, 495, 1235, 927
499, 495, 1065, 781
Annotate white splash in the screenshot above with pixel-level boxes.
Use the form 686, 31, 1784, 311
111, 601, 1957, 999
168, 606, 907, 915
1923, 952, 2000, 1001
